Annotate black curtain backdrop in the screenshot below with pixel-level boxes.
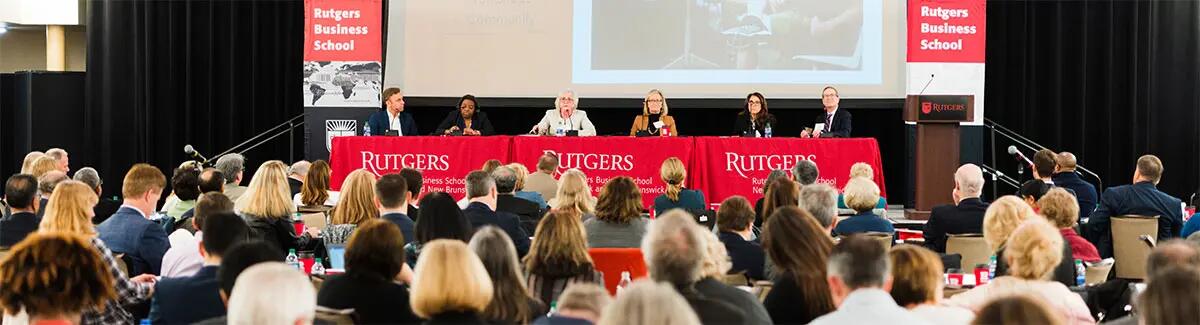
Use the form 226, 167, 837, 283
985, 0, 1200, 200
86, 0, 303, 191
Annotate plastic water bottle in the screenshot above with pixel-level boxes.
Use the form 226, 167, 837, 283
363, 123, 371, 136
555, 126, 565, 137
311, 258, 326, 276
616, 271, 632, 295
286, 249, 301, 270
764, 123, 773, 138
546, 301, 556, 317
1075, 259, 1086, 287
988, 255, 997, 280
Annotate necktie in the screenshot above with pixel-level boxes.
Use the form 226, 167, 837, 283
825, 113, 832, 132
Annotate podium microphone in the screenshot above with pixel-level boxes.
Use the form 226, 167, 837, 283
184, 144, 209, 164
918, 73, 935, 96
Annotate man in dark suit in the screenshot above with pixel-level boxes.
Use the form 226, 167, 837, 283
376, 174, 416, 244
0, 174, 40, 247
34, 171, 68, 221
461, 171, 530, 257
73, 167, 122, 225
1052, 152, 1099, 224
287, 161, 309, 197
802, 86, 852, 138
97, 164, 171, 276
1088, 155, 1184, 258
149, 212, 249, 324
491, 166, 545, 235
924, 164, 990, 253
399, 168, 423, 221
366, 87, 419, 136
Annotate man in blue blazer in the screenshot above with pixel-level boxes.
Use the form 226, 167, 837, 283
461, 171, 530, 257
1087, 155, 1184, 258
366, 87, 418, 136
150, 212, 249, 324
377, 174, 416, 244
1051, 152, 1099, 223
97, 164, 171, 276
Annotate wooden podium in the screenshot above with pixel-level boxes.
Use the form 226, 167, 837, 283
904, 95, 974, 220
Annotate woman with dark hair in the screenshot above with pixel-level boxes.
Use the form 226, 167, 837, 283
469, 226, 548, 324
759, 177, 799, 228
754, 169, 789, 222
295, 160, 338, 209
165, 166, 202, 219
585, 176, 649, 248
435, 94, 494, 136
525, 210, 604, 306
317, 219, 420, 324
405, 192, 473, 266
733, 92, 777, 136
761, 206, 835, 324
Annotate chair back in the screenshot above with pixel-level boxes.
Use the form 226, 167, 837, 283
314, 306, 356, 325
588, 248, 648, 295
1085, 259, 1115, 285
301, 213, 328, 231
720, 271, 750, 287
1112, 215, 1159, 280
946, 234, 990, 270
861, 232, 894, 250
752, 280, 773, 302
298, 205, 332, 215
114, 253, 129, 276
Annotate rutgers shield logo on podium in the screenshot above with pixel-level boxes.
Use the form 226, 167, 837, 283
326, 120, 357, 152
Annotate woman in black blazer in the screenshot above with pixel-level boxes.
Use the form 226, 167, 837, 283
434, 94, 495, 136
734, 92, 777, 136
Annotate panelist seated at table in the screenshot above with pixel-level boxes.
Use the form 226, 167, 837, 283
434, 94, 495, 136
801, 86, 852, 138
530, 89, 597, 136
367, 87, 419, 136
630, 89, 678, 137
733, 92, 777, 137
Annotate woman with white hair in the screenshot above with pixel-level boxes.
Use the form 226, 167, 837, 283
227, 262, 317, 325
530, 89, 597, 136
597, 280, 700, 325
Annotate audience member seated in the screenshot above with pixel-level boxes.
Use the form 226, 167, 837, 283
715, 196, 765, 281
215, 153, 248, 202
508, 163, 549, 208
808, 236, 927, 325
696, 223, 773, 323
949, 218, 1093, 324
1040, 188, 1101, 263
462, 170, 531, 256
653, 157, 705, 216
318, 219, 420, 324
1088, 155, 1184, 258
19, 151, 44, 175
44, 148, 70, 173
761, 206, 835, 324
295, 160, 339, 208
227, 263, 316, 325
585, 176, 649, 248
39, 180, 154, 324
287, 160, 310, 197
985, 196, 1077, 287
0, 232, 117, 324
551, 169, 596, 219
793, 159, 820, 186
1182, 210, 1200, 238
832, 177, 893, 236
34, 171, 67, 220
0, 174, 40, 247
971, 295, 1065, 325
759, 177, 799, 228
192, 169, 227, 225
888, 245, 975, 325
532, 284, 610, 325
376, 173, 416, 244
923, 164, 989, 253
151, 212, 249, 324
470, 226, 549, 323
531, 89, 597, 136
1052, 152, 1099, 223
836, 163, 887, 210
400, 168, 424, 220
97, 164, 170, 276
411, 239, 494, 325
642, 210, 746, 324
753, 169, 790, 223
190, 240, 281, 324
1019, 179, 1051, 211
494, 166, 545, 235
629, 89, 678, 136
405, 192, 473, 265
164, 165, 201, 220
74, 167, 121, 224
435, 94, 495, 136
1136, 266, 1200, 325
526, 153, 561, 201
160, 192, 234, 277
597, 280, 700, 325
323, 169, 379, 246
1032, 149, 1058, 184
237, 161, 317, 257
799, 184, 841, 233
525, 210, 604, 306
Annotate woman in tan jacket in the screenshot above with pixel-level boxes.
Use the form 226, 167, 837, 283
630, 89, 678, 136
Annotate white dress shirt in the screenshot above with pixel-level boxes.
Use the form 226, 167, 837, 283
809, 288, 931, 325
159, 229, 204, 277
388, 112, 403, 136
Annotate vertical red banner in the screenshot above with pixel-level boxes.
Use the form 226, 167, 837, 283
304, 0, 382, 62
906, 0, 986, 63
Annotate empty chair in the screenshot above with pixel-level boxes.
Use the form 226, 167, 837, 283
1111, 215, 1159, 280
1084, 259, 1114, 285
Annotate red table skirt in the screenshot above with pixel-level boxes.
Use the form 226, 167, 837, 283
330, 136, 886, 209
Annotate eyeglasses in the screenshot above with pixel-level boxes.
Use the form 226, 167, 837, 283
749, 100, 762, 104
645, 99, 664, 103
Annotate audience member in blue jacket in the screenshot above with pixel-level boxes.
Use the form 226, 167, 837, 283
1051, 152, 1099, 223
96, 164, 171, 276
832, 178, 894, 237
1087, 155, 1184, 258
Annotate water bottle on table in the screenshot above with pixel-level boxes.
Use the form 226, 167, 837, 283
286, 249, 301, 270
311, 258, 326, 276
1075, 259, 1086, 286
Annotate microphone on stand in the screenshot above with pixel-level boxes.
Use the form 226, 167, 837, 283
1007, 145, 1033, 176
184, 144, 209, 165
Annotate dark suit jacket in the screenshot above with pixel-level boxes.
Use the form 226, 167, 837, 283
1088, 181, 1184, 258
832, 211, 893, 237
694, 278, 772, 324
463, 202, 530, 257
434, 110, 495, 136
244, 213, 315, 258
96, 206, 171, 275
367, 110, 419, 136
0, 212, 39, 247
317, 272, 421, 324
288, 177, 303, 197
497, 194, 544, 236
733, 112, 778, 136
409, 204, 421, 223
382, 212, 416, 245
92, 196, 122, 224
763, 273, 831, 324
1053, 172, 1099, 223
922, 198, 989, 253
719, 231, 765, 280
812, 108, 852, 138
676, 284, 747, 325
34, 197, 48, 221
149, 266, 224, 325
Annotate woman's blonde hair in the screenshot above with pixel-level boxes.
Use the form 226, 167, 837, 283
1038, 188, 1079, 229
843, 177, 881, 212
524, 210, 594, 276
411, 239, 494, 318
236, 160, 295, 218
554, 169, 594, 215
888, 244, 945, 307
659, 157, 687, 202
700, 228, 733, 278
507, 163, 530, 191
1004, 218, 1063, 280
20, 151, 45, 175
330, 169, 379, 225
300, 160, 332, 207
38, 180, 98, 236
983, 195, 1038, 251
849, 162, 874, 180
29, 156, 60, 178
597, 280, 699, 325
642, 89, 669, 116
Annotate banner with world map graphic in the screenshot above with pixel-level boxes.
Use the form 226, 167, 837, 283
303, 0, 383, 107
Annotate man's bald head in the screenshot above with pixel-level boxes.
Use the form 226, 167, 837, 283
954, 164, 984, 198
1147, 240, 1200, 278
1056, 152, 1078, 172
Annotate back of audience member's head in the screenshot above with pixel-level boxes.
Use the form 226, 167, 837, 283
0, 232, 115, 320
38, 181, 98, 236
330, 169, 379, 226
1146, 239, 1200, 277
215, 153, 246, 184
717, 196, 755, 233
20, 151, 45, 175
466, 170, 496, 200
537, 153, 559, 173
236, 160, 293, 218
1038, 188, 1079, 229
1055, 152, 1078, 172
469, 226, 536, 323
299, 160, 331, 207
762, 206, 835, 315
659, 157, 688, 202
507, 163, 531, 191
699, 227, 733, 279
172, 166, 202, 201
525, 209, 593, 276
73, 167, 102, 194
288, 160, 311, 178
792, 160, 819, 186
848, 162, 873, 180
482, 159, 503, 174
202, 212, 250, 259
798, 183, 838, 229
554, 169, 594, 214
414, 192, 473, 244
1032, 149, 1057, 178
1004, 218, 1062, 280
842, 177, 881, 213
346, 219, 407, 282
399, 167, 424, 201
982, 195, 1036, 251
1018, 179, 1050, 209
597, 280, 700, 325
491, 166, 518, 194
954, 164, 985, 199
30, 156, 60, 178
762, 177, 799, 224
554, 284, 611, 323
198, 168, 225, 193
227, 263, 315, 325
1137, 266, 1200, 325
642, 210, 706, 286
595, 176, 643, 224
6, 174, 39, 210
194, 192, 235, 232
218, 240, 284, 296
762, 169, 789, 193
827, 235, 891, 298
123, 163, 166, 200
1135, 154, 1163, 184
888, 245, 945, 307
411, 239, 494, 319
38, 171, 68, 196
375, 173, 409, 210
970, 295, 1064, 325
